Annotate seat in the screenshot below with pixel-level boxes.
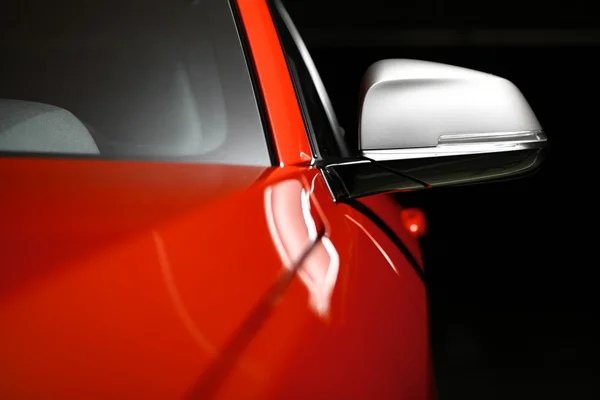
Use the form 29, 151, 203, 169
0, 99, 100, 155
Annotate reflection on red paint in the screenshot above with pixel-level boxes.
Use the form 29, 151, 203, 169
297, 237, 339, 317
401, 208, 427, 237
345, 214, 399, 276
264, 179, 339, 318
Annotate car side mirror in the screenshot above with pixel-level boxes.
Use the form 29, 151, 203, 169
322, 59, 547, 201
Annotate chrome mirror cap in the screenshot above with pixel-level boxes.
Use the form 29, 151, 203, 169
359, 59, 546, 153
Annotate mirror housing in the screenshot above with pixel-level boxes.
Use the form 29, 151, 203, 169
322, 59, 547, 201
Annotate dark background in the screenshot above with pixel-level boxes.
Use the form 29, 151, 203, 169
284, 0, 597, 398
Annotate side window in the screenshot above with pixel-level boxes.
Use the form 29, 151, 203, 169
0, 0, 272, 166
269, 0, 349, 160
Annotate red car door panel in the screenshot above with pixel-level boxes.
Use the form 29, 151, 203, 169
192, 170, 430, 399
0, 158, 318, 398
1, 160, 429, 398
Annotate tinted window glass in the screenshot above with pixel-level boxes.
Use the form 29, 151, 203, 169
0, 0, 271, 166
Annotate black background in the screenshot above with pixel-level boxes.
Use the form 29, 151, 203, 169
285, 0, 597, 398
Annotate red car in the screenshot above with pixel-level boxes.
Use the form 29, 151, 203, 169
0, 0, 546, 398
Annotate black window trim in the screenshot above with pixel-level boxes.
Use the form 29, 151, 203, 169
266, 0, 353, 162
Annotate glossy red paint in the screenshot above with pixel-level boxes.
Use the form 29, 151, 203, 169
188, 171, 431, 399
0, 158, 282, 397
0, 160, 431, 398
236, 0, 312, 166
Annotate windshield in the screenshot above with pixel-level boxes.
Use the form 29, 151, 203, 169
0, 0, 271, 166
